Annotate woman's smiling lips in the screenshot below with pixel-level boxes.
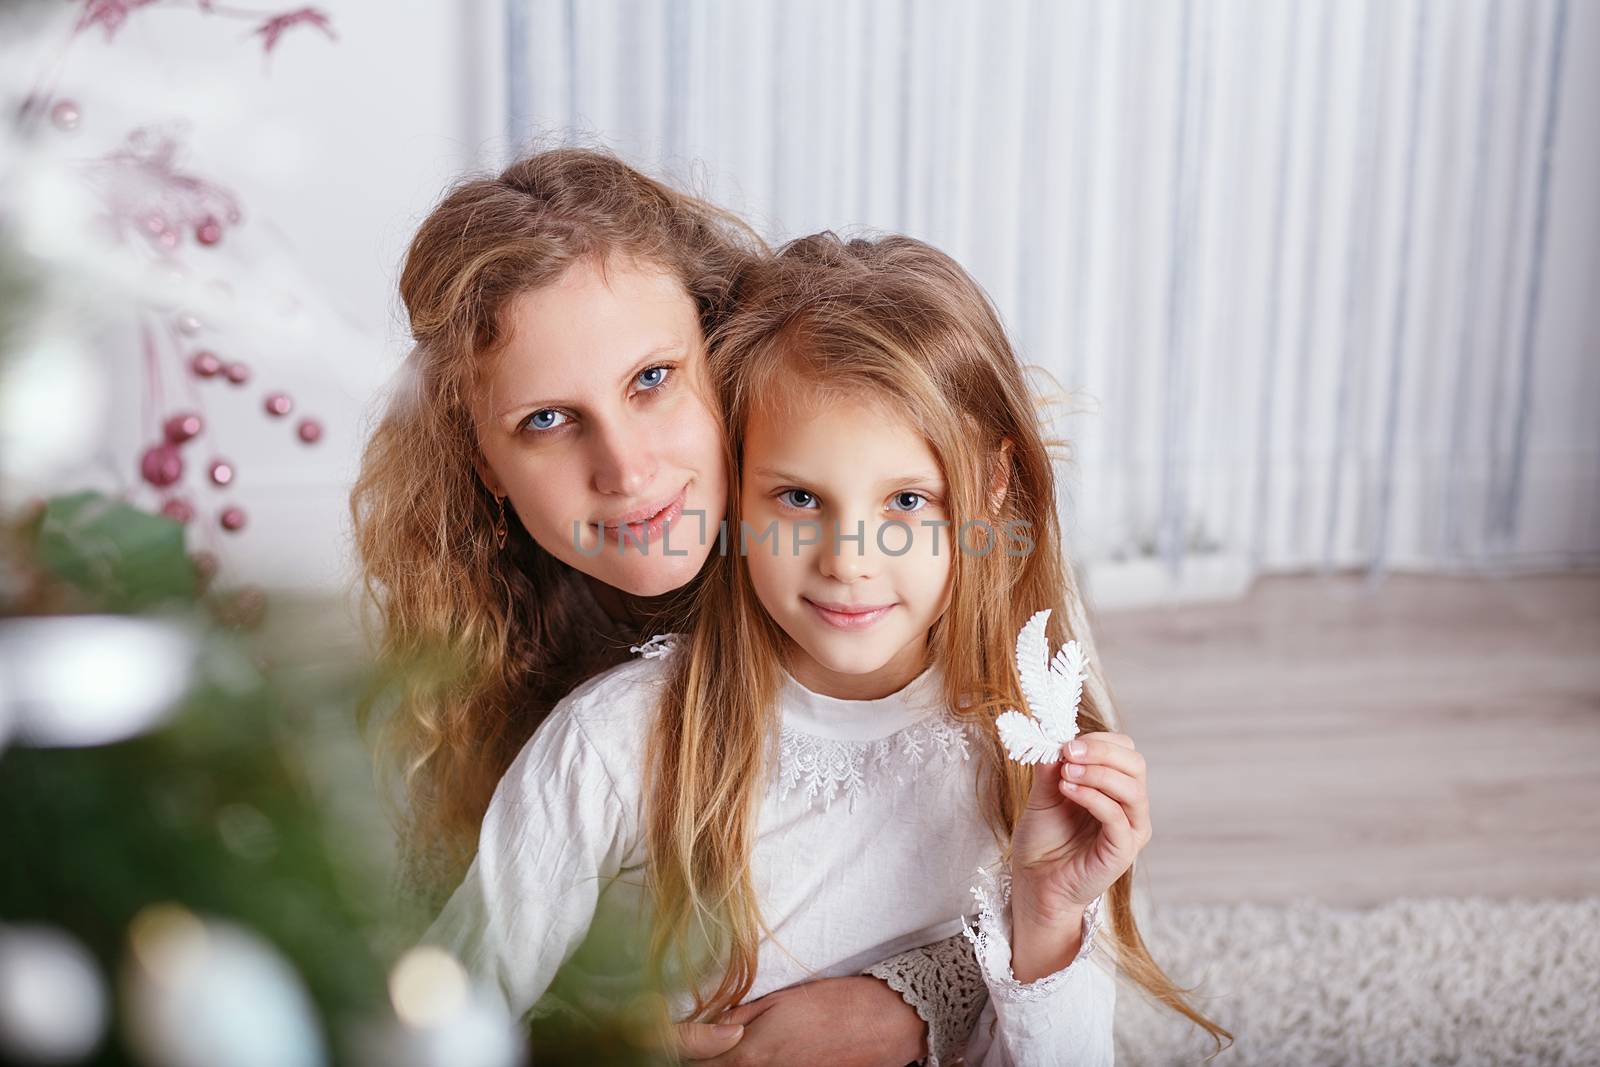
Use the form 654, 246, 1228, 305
597, 484, 688, 546
803, 598, 897, 630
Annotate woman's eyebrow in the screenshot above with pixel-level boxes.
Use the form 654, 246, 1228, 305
495, 344, 683, 419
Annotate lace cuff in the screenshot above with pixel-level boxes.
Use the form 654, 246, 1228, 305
863, 933, 988, 1067
960, 863, 1104, 1004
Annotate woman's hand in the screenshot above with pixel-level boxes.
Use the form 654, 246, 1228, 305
1008, 731, 1152, 982
682, 974, 925, 1066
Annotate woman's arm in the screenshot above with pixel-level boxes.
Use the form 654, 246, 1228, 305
688, 935, 988, 1067
422, 704, 636, 1021
863, 934, 989, 1066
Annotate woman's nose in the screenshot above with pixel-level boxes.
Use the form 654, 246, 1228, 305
590, 420, 658, 497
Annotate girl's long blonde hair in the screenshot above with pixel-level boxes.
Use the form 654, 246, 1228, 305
350, 148, 764, 900
646, 233, 1231, 1056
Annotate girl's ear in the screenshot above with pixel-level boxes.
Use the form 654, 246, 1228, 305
988, 437, 1015, 513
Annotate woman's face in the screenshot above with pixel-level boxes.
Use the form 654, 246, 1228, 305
473, 256, 727, 597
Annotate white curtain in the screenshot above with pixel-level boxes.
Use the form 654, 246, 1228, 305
504, 0, 1600, 600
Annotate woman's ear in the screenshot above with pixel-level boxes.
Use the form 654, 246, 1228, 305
473, 452, 506, 498
987, 437, 1014, 513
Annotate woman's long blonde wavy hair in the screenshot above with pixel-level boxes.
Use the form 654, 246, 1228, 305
646, 233, 1231, 1056
350, 148, 764, 900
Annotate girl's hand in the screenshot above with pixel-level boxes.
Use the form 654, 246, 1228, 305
1008, 731, 1152, 981
686, 975, 926, 1066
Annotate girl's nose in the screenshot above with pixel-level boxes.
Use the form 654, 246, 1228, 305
816, 520, 877, 582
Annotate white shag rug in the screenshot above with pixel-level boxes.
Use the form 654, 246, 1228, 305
1111, 895, 1600, 1066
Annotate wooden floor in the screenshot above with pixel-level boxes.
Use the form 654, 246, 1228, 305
1090, 571, 1600, 907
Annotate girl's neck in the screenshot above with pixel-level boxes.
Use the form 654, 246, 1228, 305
783, 632, 931, 702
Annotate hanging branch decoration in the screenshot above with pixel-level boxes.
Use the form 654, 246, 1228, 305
20, 0, 339, 573
252, 8, 336, 53
73, 0, 336, 56
995, 609, 1087, 764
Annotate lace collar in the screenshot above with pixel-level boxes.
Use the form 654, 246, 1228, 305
776, 666, 972, 812
628, 636, 974, 813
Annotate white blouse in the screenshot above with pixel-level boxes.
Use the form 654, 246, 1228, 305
426, 639, 1116, 1065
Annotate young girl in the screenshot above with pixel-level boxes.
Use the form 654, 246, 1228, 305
427, 233, 1231, 1062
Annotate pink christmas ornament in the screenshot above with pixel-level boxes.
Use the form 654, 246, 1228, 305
190, 350, 222, 378
139, 444, 183, 488
263, 392, 293, 417
219, 506, 247, 532
295, 418, 322, 444
224, 362, 250, 385
163, 412, 204, 445
50, 99, 81, 131
195, 216, 223, 245
160, 497, 195, 524
192, 550, 219, 587
208, 460, 235, 487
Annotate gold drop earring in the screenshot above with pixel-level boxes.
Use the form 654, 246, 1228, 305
494, 494, 508, 551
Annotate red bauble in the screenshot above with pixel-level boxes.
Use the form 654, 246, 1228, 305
208, 460, 235, 487
224, 362, 250, 386
219, 506, 247, 532
139, 443, 184, 489
190, 350, 222, 378
195, 216, 223, 246
295, 418, 323, 444
160, 497, 195, 524
191, 550, 219, 588
50, 99, 80, 132
163, 412, 204, 445
263, 392, 293, 417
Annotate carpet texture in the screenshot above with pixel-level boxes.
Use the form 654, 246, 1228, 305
1111, 895, 1600, 1066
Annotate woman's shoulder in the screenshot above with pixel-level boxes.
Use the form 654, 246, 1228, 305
505, 634, 682, 780
557, 633, 681, 725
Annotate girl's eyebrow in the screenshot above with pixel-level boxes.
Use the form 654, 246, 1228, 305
495, 345, 682, 419
751, 466, 945, 488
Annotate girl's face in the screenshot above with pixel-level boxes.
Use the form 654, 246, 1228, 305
740, 391, 954, 701
474, 257, 726, 597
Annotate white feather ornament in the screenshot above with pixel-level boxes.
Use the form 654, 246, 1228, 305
995, 609, 1087, 764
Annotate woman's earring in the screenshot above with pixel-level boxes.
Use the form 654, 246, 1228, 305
494, 494, 508, 551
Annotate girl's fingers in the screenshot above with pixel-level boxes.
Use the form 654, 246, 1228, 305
1060, 764, 1151, 839
1063, 735, 1147, 781
1057, 782, 1135, 853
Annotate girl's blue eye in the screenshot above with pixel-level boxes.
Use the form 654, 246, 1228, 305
636, 365, 670, 390
525, 409, 569, 432
779, 489, 819, 509
889, 492, 927, 513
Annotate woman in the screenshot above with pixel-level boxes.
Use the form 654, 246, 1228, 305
351, 149, 989, 1064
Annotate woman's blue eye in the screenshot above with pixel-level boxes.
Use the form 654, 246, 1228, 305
525, 409, 568, 432
636, 365, 670, 390
889, 492, 928, 513
779, 489, 818, 509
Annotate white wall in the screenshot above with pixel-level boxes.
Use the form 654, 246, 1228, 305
2, 0, 497, 593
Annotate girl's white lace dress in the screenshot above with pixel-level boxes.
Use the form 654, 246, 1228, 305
425, 639, 1116, 1066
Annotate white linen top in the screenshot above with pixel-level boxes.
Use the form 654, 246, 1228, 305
425, 638, 1117, 1065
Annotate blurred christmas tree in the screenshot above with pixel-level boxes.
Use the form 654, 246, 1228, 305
0, 4, 675, 1065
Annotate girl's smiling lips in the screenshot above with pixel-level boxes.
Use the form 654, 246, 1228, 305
596, 484, 688, 544
803, 597, 897, 630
